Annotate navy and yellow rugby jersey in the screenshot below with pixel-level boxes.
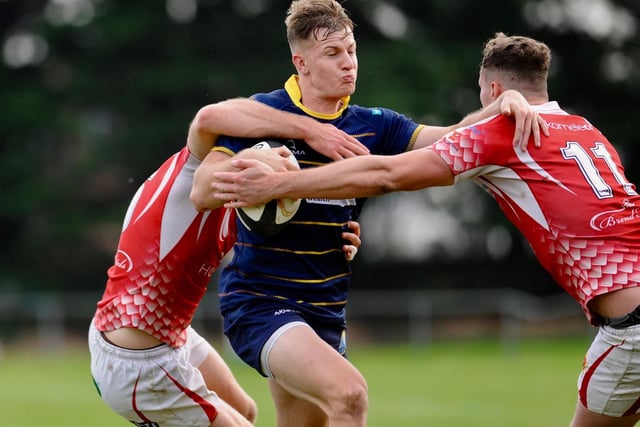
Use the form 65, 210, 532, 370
213, 75, 423, 326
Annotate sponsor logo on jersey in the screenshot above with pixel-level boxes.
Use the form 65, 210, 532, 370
198, 263, 216, 278
285, 139, 306, 157
546, 121, 593, 132
305, 198, 356, 207
114, 250, 133, 272
590, 199, 640, 231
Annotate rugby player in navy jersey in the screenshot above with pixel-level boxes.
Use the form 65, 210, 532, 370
191, 2, 546, 426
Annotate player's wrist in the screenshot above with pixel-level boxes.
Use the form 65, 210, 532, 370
297, 116, 319, 141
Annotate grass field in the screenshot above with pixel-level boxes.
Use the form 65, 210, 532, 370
0, 337, 591, 427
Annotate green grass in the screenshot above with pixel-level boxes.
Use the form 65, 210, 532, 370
0, 338, 589, 427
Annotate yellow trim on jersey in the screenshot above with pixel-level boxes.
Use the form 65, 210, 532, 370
299, 160, 330, 167
211, 146, 237, 156
285, 75, 350, 119
290, 220, 351, 227
219, 289, 348, 306
406, 124, 424, 152
257, 271, 351, 284
235, 241, 345, 256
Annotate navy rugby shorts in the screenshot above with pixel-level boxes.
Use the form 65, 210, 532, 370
222, 300, 346, 377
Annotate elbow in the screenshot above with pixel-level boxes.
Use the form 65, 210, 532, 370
189, 189, 206, 212
189, 183, 212, 212
190, 182, 225, 212
192, 106, 217, 133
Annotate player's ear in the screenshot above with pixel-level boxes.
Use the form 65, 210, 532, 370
490, 80, 504, 100
292, 53, 307, 74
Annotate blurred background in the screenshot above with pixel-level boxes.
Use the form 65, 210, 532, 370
1, 0, 639, 350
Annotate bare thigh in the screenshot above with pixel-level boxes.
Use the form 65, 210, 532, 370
266, 324, 367, 427
268, 378, 327, 427
570, 401, 640, 427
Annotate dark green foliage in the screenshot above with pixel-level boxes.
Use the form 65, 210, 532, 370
1, 0, 638, 291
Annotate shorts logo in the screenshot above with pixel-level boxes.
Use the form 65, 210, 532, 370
274, 308, 297, 316
130, 422, 159, 427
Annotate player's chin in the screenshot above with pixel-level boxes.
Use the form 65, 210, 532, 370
335, 81, 355, 95
343, 83, 356, 95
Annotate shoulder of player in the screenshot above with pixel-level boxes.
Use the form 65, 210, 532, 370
252, 89, 288, 106
444, 115, 515, 148
348, 104, 403, 117
468, 113, 520, 135
345, 105, 420, 129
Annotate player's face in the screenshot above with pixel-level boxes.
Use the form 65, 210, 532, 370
299, 28, 358, 102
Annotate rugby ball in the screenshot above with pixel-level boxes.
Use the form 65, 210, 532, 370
236, 141, 301, 236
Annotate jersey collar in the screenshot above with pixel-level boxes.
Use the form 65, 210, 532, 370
284, 74, 350, 120
533, 101, 567, 115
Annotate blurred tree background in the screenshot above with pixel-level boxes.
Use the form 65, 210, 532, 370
0, 0, 638, 296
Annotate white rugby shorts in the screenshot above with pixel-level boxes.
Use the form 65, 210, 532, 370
577, 324, 640, 416
89, 320, 220, 427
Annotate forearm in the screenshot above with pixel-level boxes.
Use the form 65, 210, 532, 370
273, 151, 451, 199
213, 149, 454, 207
222, 101, 370, 160
457, 98, 503, 128
195, 98, 314, 140
277, 156, 393, 200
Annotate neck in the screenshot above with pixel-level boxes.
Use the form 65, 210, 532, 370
525, 93, 550, 105
298, 82, 344, 114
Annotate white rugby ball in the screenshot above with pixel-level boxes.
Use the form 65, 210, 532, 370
236, 141, 301, 236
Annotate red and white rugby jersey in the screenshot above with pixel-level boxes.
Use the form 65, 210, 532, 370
94, 146, 236, 346
429, 102, 640, 323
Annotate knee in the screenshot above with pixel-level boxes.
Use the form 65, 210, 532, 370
342, 384, 368, 419
332, 377, 368, 419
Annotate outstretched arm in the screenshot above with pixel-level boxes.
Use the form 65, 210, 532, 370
413, 89, 548, 150
210, 148, 454, 208
187, 98, 368, 161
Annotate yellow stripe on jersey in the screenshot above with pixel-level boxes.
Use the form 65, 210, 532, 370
219, 289, 348, 306
234, 242, 346, 256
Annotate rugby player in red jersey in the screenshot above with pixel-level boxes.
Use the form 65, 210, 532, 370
89, 98, 365, 427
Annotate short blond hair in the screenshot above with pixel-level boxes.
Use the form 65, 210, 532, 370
285, 0, 354, 49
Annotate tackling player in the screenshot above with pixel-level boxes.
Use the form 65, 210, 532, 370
88, 98, 365, 427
